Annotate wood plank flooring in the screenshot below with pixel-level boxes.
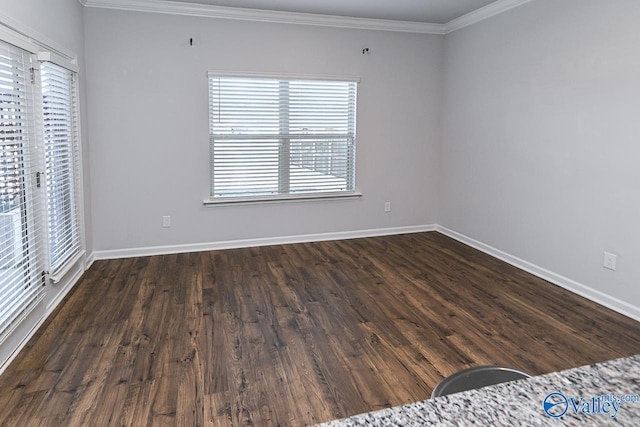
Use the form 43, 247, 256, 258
1, 232, 640, 426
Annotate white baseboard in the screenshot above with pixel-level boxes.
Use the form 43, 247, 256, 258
90, 223, 640, 323
92, 224, 438, 260
436, 225, 640, 322
85, 252, 96, 270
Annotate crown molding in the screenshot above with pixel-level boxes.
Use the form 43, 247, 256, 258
82, 0, 536, 34
82, 0, 446, 34
444, 0, 536, 34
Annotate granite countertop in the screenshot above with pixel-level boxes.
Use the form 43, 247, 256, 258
315, 354, 640, 426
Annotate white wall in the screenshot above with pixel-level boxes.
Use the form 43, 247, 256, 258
440, 0, 640, 310
83, 9, 443, 253
0, 0, 84, 53
0, 0, 91, 369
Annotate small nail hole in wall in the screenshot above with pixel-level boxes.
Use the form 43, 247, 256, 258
362, 48, 369, 54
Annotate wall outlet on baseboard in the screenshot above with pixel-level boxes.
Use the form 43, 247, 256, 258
603, 251, 617, 271
384, 201, 391, 213
162, 216, 171, 228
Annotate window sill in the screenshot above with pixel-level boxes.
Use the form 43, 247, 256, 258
203, 191, 362, 207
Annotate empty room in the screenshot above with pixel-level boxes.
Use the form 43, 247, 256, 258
1, 0, 640, 425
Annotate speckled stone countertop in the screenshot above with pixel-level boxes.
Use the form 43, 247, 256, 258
315, 354, 640, 426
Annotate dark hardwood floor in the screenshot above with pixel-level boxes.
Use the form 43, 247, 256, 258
1, 232, 640, 426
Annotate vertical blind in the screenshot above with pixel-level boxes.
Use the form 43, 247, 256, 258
209, 74, 357, 199
41, 61, 81, 276
0, 40, 45, 342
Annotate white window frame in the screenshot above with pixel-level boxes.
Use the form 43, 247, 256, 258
0, 22, 85, 346
204, 71, 362, 206
0, 37, 45, 344
38, 55, 84, 282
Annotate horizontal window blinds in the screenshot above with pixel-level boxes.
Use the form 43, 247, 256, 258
0, 40, 44, 343
209, 76, 357, 198
41, 61, 81, 276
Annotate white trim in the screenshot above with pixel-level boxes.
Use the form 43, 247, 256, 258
83, 0, 445, 34
444, 0, 536, 34
37, 52, 80, 73
0, 266, 84, 375
204, 191, 363, 207
208, 70, 361, 83
93, 225, 437, 260
45, 265, 84, 311
85, 252, 96, 270
73, 61, 89, 284
0, 294, 45, 348
0, 24, 39, 53
82, 0, 536, 34
436, 226, 640, 323
49, 250, 86, 284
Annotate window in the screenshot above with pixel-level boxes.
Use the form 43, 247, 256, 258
0, 40, 44, 342
0, 35, 82, 343
208, 73, 358, 201
41, 61, 81, 276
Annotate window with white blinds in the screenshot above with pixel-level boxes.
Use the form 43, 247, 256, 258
41, 61, 81, 276
0, 40, 45, 342
208, 74, 357, 200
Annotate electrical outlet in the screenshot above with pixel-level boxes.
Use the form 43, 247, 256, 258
603, 252, 617, 271
384, 202, 391, 213
162, 216, 171, 228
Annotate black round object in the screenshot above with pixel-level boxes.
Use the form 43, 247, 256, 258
431, 365, 532, 398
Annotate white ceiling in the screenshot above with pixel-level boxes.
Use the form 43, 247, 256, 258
160, 0, 501, 24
